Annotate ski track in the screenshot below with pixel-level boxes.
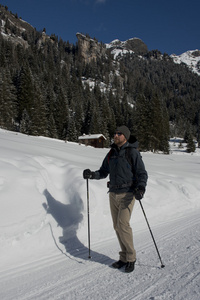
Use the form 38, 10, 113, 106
0, 210, 199, 300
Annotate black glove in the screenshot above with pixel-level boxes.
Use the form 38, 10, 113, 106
83, 169, 95, 179
135, 186, 145, 200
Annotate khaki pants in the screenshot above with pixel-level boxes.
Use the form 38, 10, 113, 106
109, 192, 136, 262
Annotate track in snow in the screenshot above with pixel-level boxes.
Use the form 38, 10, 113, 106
0, 209, 199, 300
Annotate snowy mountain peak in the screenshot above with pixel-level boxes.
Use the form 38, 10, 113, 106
107, 37, 142, 47
106, 37, 148, 58
171, 50, 200, 76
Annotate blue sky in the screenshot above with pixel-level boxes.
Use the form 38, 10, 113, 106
1, 0, 199, 55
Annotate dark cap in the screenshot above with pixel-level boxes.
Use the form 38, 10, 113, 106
116, 125, 130, 141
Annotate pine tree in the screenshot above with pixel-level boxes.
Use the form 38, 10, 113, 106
90, 100, 101, 133
134, 94, 151, 151
16, 65, 35, 126
45, 85, 58, 138
186, 133, 196, 153
82, 85, 93, 134
54, 86, 69, 139
30, 81, 48, 136
149, 92, 169, 153
48, 113, 58, 139
0, 69, 17, 130
67, 115, 77, 142
20, 109, 31, 134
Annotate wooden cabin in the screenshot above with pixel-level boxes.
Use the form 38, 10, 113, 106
78, 134, 106, 148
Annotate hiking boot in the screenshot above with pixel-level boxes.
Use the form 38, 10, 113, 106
125, 261, 136, 273
111, 260, 127, 269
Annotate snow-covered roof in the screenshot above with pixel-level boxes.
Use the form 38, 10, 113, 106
78, 134, 106, 140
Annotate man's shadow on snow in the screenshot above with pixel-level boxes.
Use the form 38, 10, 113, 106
42, 189, 113, 266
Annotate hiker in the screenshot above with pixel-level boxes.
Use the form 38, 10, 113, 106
83, 125, 148, 273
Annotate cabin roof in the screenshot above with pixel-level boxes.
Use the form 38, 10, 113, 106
78, 134, 106, 140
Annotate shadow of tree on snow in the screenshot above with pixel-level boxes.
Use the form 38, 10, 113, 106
42, 189, 113, 266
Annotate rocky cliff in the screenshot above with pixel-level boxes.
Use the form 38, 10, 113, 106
76, 33, 106, 63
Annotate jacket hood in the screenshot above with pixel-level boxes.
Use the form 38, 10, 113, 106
128, 134, 139, 149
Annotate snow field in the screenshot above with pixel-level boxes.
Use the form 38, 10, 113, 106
0, 130, 200, 299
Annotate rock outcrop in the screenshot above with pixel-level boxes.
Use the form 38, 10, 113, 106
76, 33, 106, 63
107, 37, 148, 55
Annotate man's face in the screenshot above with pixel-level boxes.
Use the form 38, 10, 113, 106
114, 131, 127, 147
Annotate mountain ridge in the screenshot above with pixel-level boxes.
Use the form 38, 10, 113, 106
0, 4, 199, 75
171, 50, 200, 76
106, 37, 200, 76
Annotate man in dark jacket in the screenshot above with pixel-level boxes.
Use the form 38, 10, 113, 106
83, 125, 148, 273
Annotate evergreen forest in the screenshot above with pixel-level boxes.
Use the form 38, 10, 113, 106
1, 4, 200, 153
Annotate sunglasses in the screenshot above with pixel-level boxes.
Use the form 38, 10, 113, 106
114, 132, 123, 136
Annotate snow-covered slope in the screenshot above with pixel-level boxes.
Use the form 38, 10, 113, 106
171, 50, 200, 76
0, 130, 200, 299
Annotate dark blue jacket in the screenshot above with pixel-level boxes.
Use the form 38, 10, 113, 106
93, 140, 148, 193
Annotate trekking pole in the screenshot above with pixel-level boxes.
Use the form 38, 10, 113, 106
86, 178, 92, 259
139, 200, 165, 268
